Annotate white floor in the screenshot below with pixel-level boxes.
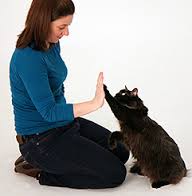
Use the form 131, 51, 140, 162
1, 114, 191, 196
1, 152, 191, 196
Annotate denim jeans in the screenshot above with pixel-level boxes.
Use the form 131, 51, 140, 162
19, 117, 129, 189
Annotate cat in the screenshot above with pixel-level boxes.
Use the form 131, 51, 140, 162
104, 84, 187, 188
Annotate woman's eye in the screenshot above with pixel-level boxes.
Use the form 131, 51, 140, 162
58, 26, 66, 30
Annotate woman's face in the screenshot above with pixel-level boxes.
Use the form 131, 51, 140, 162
47, 15, 73, 43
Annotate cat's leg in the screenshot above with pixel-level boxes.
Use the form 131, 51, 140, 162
151, 180, 170, 189
104, 85, 119, 112
130, 162, 144, 176
108, 131, 123, 150
104, 85, 129, 121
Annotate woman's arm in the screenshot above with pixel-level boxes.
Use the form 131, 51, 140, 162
17, 50, 104, 121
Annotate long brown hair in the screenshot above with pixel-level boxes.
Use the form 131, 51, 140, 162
16, 0, 75, 51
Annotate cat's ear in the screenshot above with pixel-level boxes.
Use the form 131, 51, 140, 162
131, 88, 138, 96
125, 85, 129, 91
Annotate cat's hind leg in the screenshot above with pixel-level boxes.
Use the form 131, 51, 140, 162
130, 163, 144, 176
151, 180, 170, 189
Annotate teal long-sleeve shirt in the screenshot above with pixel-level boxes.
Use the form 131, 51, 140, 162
9, 42, 74, 135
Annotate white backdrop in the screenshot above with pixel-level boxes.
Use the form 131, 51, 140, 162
0, 0, 192, 195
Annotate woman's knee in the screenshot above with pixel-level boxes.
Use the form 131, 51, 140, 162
104, 163, 127, 188
112, 142, 130, 164
114, 164, 127, 186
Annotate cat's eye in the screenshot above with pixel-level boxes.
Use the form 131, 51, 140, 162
121, 92, 126, 96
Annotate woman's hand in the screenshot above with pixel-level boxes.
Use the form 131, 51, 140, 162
73, 72, 105, 118
92, 72, 105, 110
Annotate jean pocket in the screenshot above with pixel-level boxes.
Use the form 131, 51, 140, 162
34, 131, 60, 155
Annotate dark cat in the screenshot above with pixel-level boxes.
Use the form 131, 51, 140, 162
104, 85, 187, 188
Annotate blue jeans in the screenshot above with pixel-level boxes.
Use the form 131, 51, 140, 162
19, 118, 129, 189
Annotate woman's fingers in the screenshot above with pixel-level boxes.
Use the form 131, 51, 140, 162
97, 72, 104, 88
92, 72, 105, 109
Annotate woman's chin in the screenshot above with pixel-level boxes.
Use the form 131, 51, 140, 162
49, 40, 59, 44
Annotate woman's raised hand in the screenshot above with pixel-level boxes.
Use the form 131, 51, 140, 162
92, 72, 105, 109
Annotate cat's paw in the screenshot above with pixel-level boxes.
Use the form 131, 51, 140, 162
130, 164, 143, 176
103, 84, 109, 93
108, 133, 117, 150
108, 139, 117, 150
151, 181, 170, 189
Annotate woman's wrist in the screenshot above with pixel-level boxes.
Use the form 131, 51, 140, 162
90, 99, 100, 111
73, 99, 99, 118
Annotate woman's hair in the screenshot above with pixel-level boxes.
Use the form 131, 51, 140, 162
16, 0, 75, 51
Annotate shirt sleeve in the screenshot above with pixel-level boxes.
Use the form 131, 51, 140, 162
16, 50, 74, 122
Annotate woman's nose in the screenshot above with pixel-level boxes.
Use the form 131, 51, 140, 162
63, 27, 69, 36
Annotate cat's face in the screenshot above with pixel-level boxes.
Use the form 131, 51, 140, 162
114, 86, 147, 113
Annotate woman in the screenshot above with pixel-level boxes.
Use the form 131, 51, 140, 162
9, 0, 129, 189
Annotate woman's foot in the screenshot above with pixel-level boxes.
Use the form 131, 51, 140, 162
14, 157, 41, 178
14, 155, 24, 166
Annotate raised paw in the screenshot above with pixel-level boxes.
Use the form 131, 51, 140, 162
103, 84, 109, 93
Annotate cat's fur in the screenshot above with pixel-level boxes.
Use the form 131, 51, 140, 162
104, 85, 187, 188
